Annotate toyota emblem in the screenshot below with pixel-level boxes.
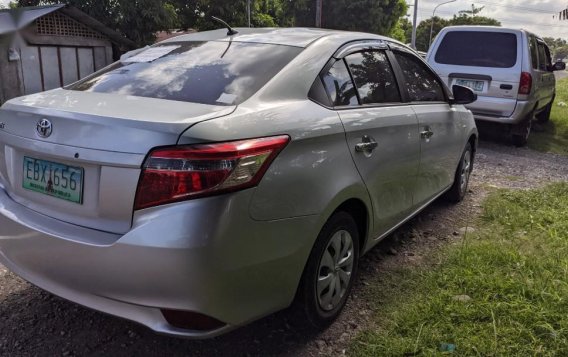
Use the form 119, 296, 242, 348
36, 118, 52, 138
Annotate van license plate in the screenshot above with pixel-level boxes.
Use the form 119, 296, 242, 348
22, 157, 84, 204
455, 79, 484, 92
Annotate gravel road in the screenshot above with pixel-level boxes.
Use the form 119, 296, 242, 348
1, 139, 568, 357
555, 70, 568, 81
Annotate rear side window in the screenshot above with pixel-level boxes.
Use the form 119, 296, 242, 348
345, 51, 401, 104
537, 43, 547, 70
529, 36, 538, 69
68, 42, 302, 106
394, 52, 445, 102
435, 31, 518, 68
321, 60, 358, 107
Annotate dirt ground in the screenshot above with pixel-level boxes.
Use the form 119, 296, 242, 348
1, 139, 568, 357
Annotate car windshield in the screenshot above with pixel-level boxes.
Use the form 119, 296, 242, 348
68, 41, 303, 106
434, 31, 518, 68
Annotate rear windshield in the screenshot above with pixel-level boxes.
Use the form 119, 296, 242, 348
434, 31, 518, 68
68, 42, 302, 106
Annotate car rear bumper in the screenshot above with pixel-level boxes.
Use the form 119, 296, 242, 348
0, 186, 319, 338
469, 99, 535, 124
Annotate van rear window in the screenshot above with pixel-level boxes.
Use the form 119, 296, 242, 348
434, 31, 517, 68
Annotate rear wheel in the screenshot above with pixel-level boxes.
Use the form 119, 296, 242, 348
446, 142, 473, 203
511, 118, 532, 147
297, 211, 359, 328
536, 98, 554, 123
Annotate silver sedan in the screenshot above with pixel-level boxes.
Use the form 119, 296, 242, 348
0, 28, 478, 338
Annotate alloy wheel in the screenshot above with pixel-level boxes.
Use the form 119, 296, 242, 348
316, 230, 354, 311
460, 149, 472, 194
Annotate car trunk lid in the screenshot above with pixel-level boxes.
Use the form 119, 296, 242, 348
0, 89, 235, 234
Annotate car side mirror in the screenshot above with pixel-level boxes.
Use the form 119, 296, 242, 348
450, 85, 477, 105
552, 62, 566, 71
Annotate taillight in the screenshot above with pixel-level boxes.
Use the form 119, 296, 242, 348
519, 72, 532, 95
134, 135, 290, 210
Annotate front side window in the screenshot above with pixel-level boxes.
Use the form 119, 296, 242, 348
68, 42, 302, 106
537, 42, 552, 71
394, 52, 445, 102
321, 60, 358, 107
345, 51, 401, 104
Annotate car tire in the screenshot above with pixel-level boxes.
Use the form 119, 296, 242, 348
296, 211, 360, 328
446, 142, 473, 203
536, 98, 554, 123
511, 118, 532, 147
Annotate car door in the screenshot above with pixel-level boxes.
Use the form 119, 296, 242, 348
391, 48, 464, 207
320, 46, 421, 238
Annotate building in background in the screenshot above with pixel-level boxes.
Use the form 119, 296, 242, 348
0, 5, 134, 105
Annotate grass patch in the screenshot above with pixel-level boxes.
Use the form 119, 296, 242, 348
529, 77, 568, 155
351, 183, 568, 356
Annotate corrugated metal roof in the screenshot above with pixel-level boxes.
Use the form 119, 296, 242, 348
0, 5, 134, 48
0, 12, 16, 34
0, 5, 63, 35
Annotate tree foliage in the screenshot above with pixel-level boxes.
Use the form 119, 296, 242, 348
14, 0, 407, 46
288, 0, 407, 36
409, 9, 501, 52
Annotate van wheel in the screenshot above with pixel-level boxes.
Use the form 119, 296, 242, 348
536, 99, 553, 123
512, 119, 532, 147
296, 211, 359, 328
446, 142, 472, 203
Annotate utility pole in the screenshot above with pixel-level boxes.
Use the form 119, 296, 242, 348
247, 0, 251, 27
410, 0, 418, 49
428, 0, 456, 50
316, 0, 323, 27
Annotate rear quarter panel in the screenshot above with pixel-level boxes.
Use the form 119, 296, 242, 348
179, 101, 372, 225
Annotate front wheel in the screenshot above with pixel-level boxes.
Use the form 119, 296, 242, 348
446, 142, 473, 203
296, 211, 360, 328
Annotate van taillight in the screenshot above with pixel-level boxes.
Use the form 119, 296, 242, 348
519, 72, 532, 95
134, 136, 290, 210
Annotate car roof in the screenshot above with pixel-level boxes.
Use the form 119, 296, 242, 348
440, 25, 525, 34
161, 27, 397, 49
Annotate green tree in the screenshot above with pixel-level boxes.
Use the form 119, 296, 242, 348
414, 9, 501, 52
543, 37, 568, 59
555, 46, 568, 60
449, 13, 500, 26
414, 16, 449, 51
322, 0, 407, 35
389, 16, 411, 43
458, 4, 484, 16
284, 0, 407, 35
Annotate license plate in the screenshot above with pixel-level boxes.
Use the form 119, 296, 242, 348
455, 79, 484, 92
22, 157, 84, 204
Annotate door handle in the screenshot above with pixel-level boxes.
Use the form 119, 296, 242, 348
421, 129, 434, 139
355, 135, 378, 152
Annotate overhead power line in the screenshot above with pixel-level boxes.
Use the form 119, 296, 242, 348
417, 8, 568, 30
472, 1, 560, 15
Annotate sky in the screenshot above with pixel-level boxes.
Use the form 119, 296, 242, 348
409, 0, 568, 39
1, 0, 567, 40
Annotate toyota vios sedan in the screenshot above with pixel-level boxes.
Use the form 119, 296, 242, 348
0, 28, 478, 338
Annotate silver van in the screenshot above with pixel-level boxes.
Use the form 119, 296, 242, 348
427, 26, 558, 146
